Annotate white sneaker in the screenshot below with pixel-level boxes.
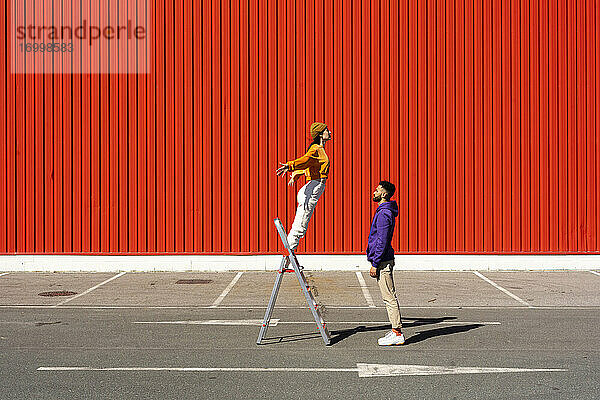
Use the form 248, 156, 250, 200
378, 330, 405, 346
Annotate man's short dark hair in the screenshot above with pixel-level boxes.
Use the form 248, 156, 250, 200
379, 180, 396, 199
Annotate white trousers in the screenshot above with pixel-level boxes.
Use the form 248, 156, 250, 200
287, 179, 326, 251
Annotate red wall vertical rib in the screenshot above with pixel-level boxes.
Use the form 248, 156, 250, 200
0, 0, 6, 253
1, 0, 599, 255
408, 0, 417, 251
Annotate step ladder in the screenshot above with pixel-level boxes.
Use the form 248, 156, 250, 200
256, 218, 331, 346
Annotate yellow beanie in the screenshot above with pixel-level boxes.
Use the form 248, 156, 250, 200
309, 122, 327, 139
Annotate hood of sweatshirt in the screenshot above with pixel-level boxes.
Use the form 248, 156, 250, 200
377, 200, 398, 218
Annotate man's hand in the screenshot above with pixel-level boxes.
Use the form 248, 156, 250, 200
369, 266, 378, 278
287, 176, 295, 186
276, 162, 289, 177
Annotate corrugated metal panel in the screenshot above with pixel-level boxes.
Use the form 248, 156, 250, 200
1, 0, 599, 254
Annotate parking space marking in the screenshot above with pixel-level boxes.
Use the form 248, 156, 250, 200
275, 321, 501, 325
590, 271, 600, 277
133, 320, 500, 326
53, 272, 127, 307
210, 272, 244, 308
2, 304, 600, 310
472, 272, 531, 307
355, 271, 376, 308
38, 366, 358, 373
37, 363, 566, 376
134, 319, 281, 326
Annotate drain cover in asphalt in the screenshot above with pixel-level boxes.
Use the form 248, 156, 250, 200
38, 291, 78, 297
175, 279, 213, 284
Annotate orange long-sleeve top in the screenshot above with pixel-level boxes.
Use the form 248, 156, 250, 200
286, 144, 330, 182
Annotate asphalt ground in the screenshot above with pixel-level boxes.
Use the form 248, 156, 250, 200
1, 270, 599, 399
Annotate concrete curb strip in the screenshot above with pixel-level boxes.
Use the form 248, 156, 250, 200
0, 254, 599, 272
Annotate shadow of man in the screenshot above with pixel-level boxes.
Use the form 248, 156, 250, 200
328, 316, 462, 345
403, 324, 484, 345
259, 318, 484, 346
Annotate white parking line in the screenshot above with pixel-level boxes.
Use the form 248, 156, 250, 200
275, 321, 501, 325
472, 272, 531, 307
210, 272, 244, 308
4, 305, 600, 310
37, 363, 566, 376
134, 319, 281, 326
355, 271, 376, 308
54, 272, 127, 307
590, 271, 600, 277
133, 319, 500, 326
38, 366, 358, 373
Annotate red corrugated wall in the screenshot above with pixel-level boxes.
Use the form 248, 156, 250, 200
1, 0, 599, 255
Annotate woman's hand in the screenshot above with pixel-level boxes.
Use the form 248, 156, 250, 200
276, 162, 290, 177
287, 176, 295, 186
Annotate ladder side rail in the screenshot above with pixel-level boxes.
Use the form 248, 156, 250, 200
256, 256, 288, 344
285, 234, 332, 345
268, 218, 332, 346
274, 218, 292, 251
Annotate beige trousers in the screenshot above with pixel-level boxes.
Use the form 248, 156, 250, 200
376, 259, 403, 330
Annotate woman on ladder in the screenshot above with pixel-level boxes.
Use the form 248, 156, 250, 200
275, 122, 333, 251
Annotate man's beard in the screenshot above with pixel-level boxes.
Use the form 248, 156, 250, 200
372, 195, 380, 202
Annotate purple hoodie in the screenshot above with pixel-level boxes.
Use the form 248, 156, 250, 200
366, 200, 398, 268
